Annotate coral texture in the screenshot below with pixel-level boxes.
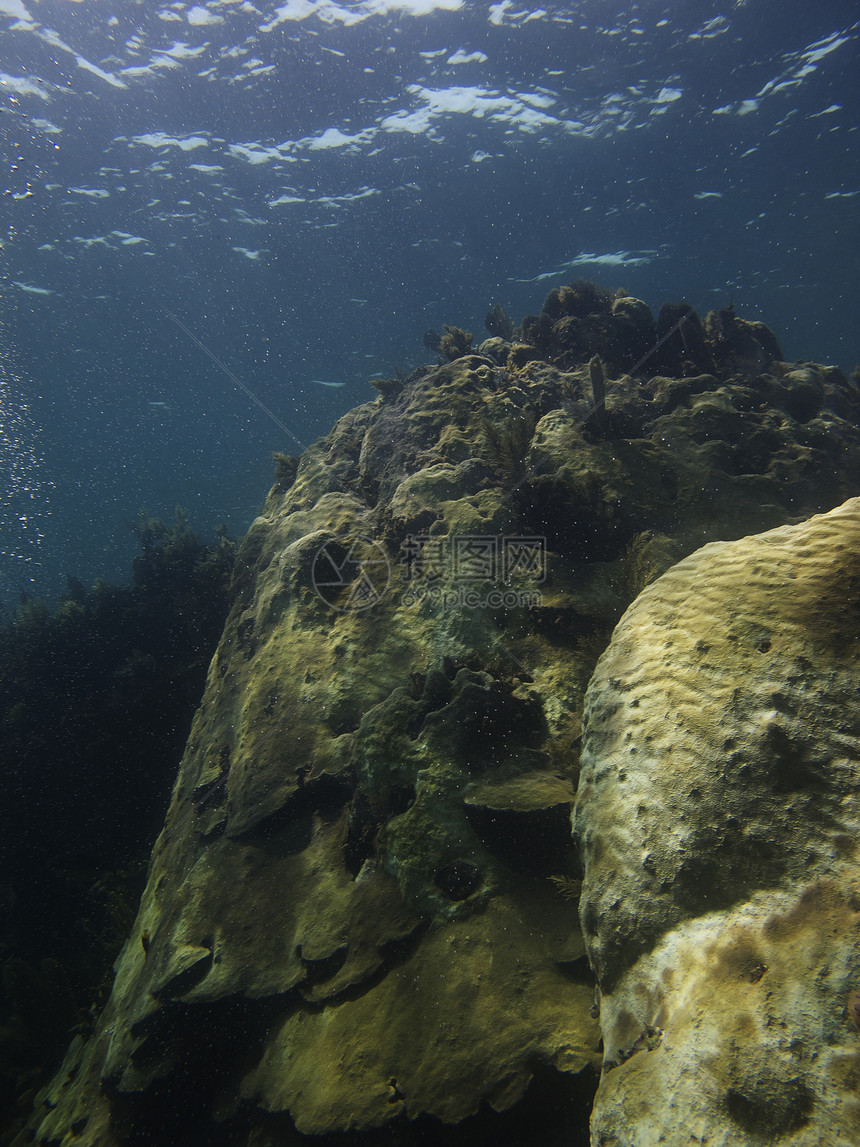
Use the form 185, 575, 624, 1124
26, 292, 860, 1145
576, 497, 860, 1145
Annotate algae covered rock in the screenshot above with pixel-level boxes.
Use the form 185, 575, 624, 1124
27, 287, 860, 1145
575, 497, 860, 1146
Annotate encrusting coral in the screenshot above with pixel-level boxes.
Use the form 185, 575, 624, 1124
23, 282, 860, 1146
575, 497, 860, 1146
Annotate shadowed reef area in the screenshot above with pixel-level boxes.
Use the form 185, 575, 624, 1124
7, 282, 860, 1146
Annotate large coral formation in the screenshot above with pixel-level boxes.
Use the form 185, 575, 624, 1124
24, 284, 860, 1145
575, 497, 860, 1146
519, 280, 658, 376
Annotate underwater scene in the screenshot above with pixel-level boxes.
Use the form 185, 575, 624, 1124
1, 1, 859, 1144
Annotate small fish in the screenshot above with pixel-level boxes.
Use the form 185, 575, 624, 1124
311, 379, 346, 388
12, 281, 54, 296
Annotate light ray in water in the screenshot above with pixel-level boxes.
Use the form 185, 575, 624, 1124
165, 310, 308, 452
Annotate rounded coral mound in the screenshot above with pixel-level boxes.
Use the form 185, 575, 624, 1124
24, 286, 860, 1146
576, 497, 860, 1146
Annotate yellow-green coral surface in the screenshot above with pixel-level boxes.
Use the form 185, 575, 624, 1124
577, 497, 860, 1146
28, 314, 860, 1144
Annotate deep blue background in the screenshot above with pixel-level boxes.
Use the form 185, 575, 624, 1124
1, 0, 858, 604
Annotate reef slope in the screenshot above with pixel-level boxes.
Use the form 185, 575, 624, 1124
27, 290, 860, 1144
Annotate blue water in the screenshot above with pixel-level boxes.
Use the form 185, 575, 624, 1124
1, 0, 858, 605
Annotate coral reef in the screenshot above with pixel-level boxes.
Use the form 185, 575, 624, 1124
519, 279, 655, 375
575, 498, 860, 1145
438, 324, 473, 361
21, 283, 860, 1145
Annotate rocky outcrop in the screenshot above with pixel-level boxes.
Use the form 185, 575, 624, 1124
575, 498, 860, 1145
25, 290, 860, 1145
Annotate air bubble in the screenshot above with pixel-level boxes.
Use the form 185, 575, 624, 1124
0, 348, 52, 601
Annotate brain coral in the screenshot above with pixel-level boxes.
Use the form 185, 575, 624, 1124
575, 496, 860, 1146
